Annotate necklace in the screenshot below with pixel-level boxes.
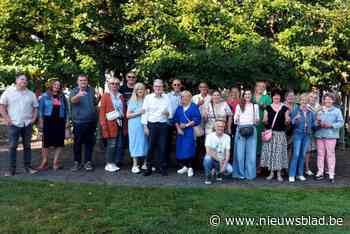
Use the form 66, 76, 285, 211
272, 103, 281, 110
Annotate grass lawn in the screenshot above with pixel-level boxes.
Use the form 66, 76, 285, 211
0, 179, 349, 234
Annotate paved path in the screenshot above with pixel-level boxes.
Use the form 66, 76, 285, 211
0, 141, 349, 188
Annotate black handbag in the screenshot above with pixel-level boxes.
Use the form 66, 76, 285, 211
238, 104, 256, 138
239, 126, 254, 137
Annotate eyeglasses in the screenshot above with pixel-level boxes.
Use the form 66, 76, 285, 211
127, 76, 136, 79
109, 83, 119, 86
154, 85, 163, 88
173, 83, 181, 86
199, 86, 208, 89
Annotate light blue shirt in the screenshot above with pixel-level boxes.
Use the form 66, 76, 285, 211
167, 91, 182, 116
314, 106, 344, 139
167, 91, 182, 124
291, 107, 316, 135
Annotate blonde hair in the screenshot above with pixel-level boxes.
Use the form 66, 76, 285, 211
130, 83, 146, 101
299, 93, 308, 102
104, 77, 120, 93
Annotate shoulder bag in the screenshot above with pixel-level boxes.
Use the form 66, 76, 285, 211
183, 107, 204, 138
262, 106, 281, 142
238, 104, 255, 138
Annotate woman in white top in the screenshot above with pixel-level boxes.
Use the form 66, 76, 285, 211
202, 90, 232, 135
232, 90, 259, 180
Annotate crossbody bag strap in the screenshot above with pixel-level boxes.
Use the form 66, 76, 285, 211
271, 105, 282, 130
253, 103, 256, 126
183, 107, 191, 123
210, 101, 216, 120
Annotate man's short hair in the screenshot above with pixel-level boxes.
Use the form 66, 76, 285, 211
172, 78, 181, 84
199, 82, 208, 87
15, 73, 27, 80
153, 79, 164, 86
126, 71, 136, 78
215, 119, 226, 126
77, 74, 88, 80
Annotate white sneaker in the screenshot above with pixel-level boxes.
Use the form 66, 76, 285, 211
305, 170, 314, 176
187, 168, 194, 177
110, 163, 120, 172
297, 176, 306, 181
177, 166, 188, 174
104, 163, 112, 172
105, 163, 120, 172
289, 176, 295, 183
131, 166, 141, 174
204, 180, 212, 185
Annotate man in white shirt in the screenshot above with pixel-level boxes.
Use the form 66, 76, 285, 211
0, 74, 39, 176
141, 79, 172, 176
203, 120, 233, 184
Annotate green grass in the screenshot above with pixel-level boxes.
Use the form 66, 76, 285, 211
0, 179, 349, 234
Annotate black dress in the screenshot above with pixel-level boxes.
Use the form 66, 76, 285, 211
43, 95, 66, 148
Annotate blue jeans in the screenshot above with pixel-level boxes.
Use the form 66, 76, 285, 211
105, 130, 124, 164
203, 155, 233, 177
233, 126, 257, 180
289, 133, 311, 177
73, 121, 96, 164
8, 124, 33, 169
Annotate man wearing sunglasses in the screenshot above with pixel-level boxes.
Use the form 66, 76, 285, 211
166, 79, 183, 167
119, 71, 137, 166
120, 72, 137, 103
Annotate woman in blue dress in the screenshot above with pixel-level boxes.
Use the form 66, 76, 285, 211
127, 83, 149, 174
174, 91, 201, 177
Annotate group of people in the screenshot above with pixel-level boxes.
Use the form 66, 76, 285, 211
0, 73, 345, 185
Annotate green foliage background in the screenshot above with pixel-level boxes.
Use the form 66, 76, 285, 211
0, 0, 349, 91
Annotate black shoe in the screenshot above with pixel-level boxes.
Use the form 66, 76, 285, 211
71, 161, 82, 172
216, 173, 223, 181
84, 161, 94, 171
161, 170, 168, 176
143, 170, 152, 176
315, 175, 324, 180
5, 168, 16, 177
204, 176, 212, 185
24, 166, 38, 175
116, 162, 124, 168
154, 168, 162, 174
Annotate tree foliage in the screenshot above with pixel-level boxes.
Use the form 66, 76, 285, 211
0, 0, 349, 91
